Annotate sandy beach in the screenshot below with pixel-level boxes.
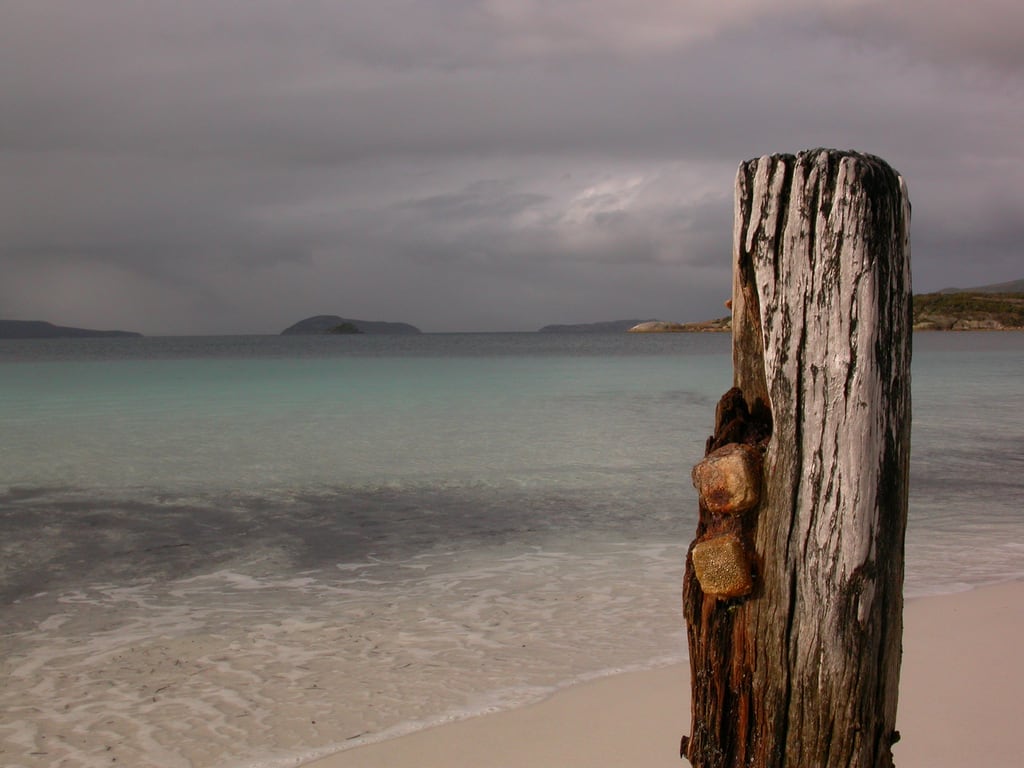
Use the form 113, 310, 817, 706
308, 580, 1022, 768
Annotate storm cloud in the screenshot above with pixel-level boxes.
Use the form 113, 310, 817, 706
2, 1, 1021, 333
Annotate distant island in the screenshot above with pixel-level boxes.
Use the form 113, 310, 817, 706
9, 279, 1021, 340
0, 320, 142, 339
281, 315, 422, 335
326, 322, 362, 334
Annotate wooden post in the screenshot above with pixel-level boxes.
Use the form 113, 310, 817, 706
682, 149, 911, 768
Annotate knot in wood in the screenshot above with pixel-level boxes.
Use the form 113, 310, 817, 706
692, 443, 762, 516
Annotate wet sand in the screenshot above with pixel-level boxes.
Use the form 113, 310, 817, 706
308, 580, 1023, 768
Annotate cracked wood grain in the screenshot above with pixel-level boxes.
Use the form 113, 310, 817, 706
683, 149, 911, 768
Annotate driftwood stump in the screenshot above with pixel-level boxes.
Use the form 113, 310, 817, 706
682, 149, 912, 768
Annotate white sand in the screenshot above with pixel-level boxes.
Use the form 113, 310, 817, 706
307, 580, 1023, 767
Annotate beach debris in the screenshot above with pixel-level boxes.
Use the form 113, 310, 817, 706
690, 534, 752, 598
692, 443, 761, 515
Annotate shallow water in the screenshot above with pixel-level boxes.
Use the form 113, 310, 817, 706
1, 332, 1022, 767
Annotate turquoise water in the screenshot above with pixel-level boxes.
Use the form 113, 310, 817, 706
1, 332, 1022, 768
0, 334, 728, 496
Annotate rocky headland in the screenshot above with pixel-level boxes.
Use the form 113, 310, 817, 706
626, 318, 733, 333
538, 317, 732, 333
913, 291, 1024, 330
549, 280, 1024, 335
538, 319, 650, 333
626, 320, 689, 333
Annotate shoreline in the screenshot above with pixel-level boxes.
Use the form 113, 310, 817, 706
303, 580, 1023, 768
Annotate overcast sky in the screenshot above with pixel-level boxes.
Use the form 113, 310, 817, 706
2, 1, 1022, 334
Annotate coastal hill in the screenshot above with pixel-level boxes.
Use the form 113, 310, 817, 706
939, 278, 1024, 294
539, 317, 732, 333
281, 315, 422, 335
0, 320, 142, 339
538, 281, 1024, 334
627, 321, 690, 333
914, 291, 1024, 330
538, 319, 651, 333
538, 318, 731, 333
626, 291, 1024, 333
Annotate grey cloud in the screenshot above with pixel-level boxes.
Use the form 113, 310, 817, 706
398, 181, 550, 222
823, 1, 1024, 75
1, 2, 1021, 333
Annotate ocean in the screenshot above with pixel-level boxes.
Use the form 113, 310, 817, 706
1, 332, 1022, 768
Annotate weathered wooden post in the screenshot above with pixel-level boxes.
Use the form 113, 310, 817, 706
682, 149, 911, 768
